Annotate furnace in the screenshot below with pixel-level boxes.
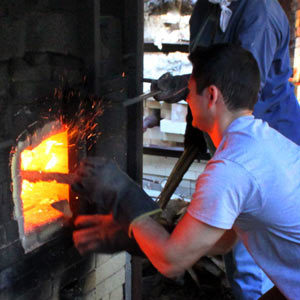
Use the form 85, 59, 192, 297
11, 120, 71, 252
0, 1, 143, 299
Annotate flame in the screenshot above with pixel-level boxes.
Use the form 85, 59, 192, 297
21, 180, 69, 233
21, 131, 68, 173
20, 129, 69, 234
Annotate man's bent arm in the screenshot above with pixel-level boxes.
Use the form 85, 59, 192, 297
132, 212, 237, 278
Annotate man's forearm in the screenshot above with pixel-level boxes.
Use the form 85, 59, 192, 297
131, 213, 229, 278
132, 216, 185, 278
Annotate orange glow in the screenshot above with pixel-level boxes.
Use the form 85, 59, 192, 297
21, 131, 68, 173
20, 129, 70, 234
21, 180, 69, 233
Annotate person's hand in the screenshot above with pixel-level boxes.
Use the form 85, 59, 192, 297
150, 73, 190, 103
73, 214, 145, 256
71, 157, 162, 236
143, 114, 160, 132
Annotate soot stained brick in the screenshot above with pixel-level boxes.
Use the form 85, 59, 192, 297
11, 58, 52, 82
0, 241, 24, 270
5, 220, 19, 244
0, 18, 26, 61
26, 13, 80, 57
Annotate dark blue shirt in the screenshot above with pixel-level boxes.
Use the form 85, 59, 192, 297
190, 0, 300, 145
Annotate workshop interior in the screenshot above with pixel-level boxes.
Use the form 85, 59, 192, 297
0, 1, 299, 300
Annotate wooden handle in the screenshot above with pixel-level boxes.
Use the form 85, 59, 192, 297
158, 144, 201, 209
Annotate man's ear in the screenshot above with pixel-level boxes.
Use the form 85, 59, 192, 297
207, 85, 219, 108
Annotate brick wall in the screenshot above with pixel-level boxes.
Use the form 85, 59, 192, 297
82, 253, 129, 300
0, 1, 131, 299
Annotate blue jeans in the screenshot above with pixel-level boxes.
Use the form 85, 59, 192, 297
224, 240, 274, 300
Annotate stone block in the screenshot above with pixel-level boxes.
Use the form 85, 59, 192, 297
0, 225, 7, 245
102, 294, 110, 300
0, 179, 10, 202
24, 53, 51, 65
0, 0, 41, 18
96, 269, 125, 300
109, 286, 123, 300
52, 67, 82, 86
81, 270, 96, 294
15, 279, 53, 300
0, 200, 13, 224
96, 253, 126, 284
12, 81, 58, 105
171, 103, 187, 122
0, 17, 26, 61
0, 241, 24, 270
50, 55, 83, 85
4, 220, 19, 244
82, 289, 96, 300
0, 62, 10, 92
98, 17, 122, 76
51, 54, 82, 68
96, 254, 113, 267
26, 13, 80, 57
0, 4, 8, 17
37, 0, 79, 13
160, 119, 186, 135
11, 58, 52, 82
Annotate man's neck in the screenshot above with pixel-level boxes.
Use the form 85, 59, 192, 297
208, 110, 252, 148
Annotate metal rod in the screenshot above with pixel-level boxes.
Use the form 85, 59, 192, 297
123, 90, 161, 107
143, 78, 155, 83
21, 171, 76, 185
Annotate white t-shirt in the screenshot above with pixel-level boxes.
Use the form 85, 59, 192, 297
187, 115, 300, 300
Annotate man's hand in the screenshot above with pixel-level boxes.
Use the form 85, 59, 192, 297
73, 214, 145, 256
151, 73, 190, 103
71, 157, 161, 235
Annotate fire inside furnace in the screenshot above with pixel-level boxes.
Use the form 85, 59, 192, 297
20, 129, 70, 234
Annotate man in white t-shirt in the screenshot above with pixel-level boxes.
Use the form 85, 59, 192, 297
72, 44, 300, 299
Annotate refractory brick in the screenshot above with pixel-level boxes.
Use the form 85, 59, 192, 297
0, 17, 26, 61
96, 269, 125, 300
25, 13, 80, 57
96, 253, 127, 284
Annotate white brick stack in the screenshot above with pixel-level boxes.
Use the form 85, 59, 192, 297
81, 253, 128, 300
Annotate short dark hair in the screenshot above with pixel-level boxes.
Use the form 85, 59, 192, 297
189, 44, 260, 111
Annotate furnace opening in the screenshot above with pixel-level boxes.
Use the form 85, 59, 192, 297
11, 121, 72, 252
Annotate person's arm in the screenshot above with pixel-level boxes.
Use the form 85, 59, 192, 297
235, 4, 280, 90
132, 212, 237, 278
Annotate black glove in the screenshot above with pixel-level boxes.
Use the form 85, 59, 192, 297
184, 106, 208, 154
71, 157, 162, 236
73, 214, 145, 256
151, 73, 190, 103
